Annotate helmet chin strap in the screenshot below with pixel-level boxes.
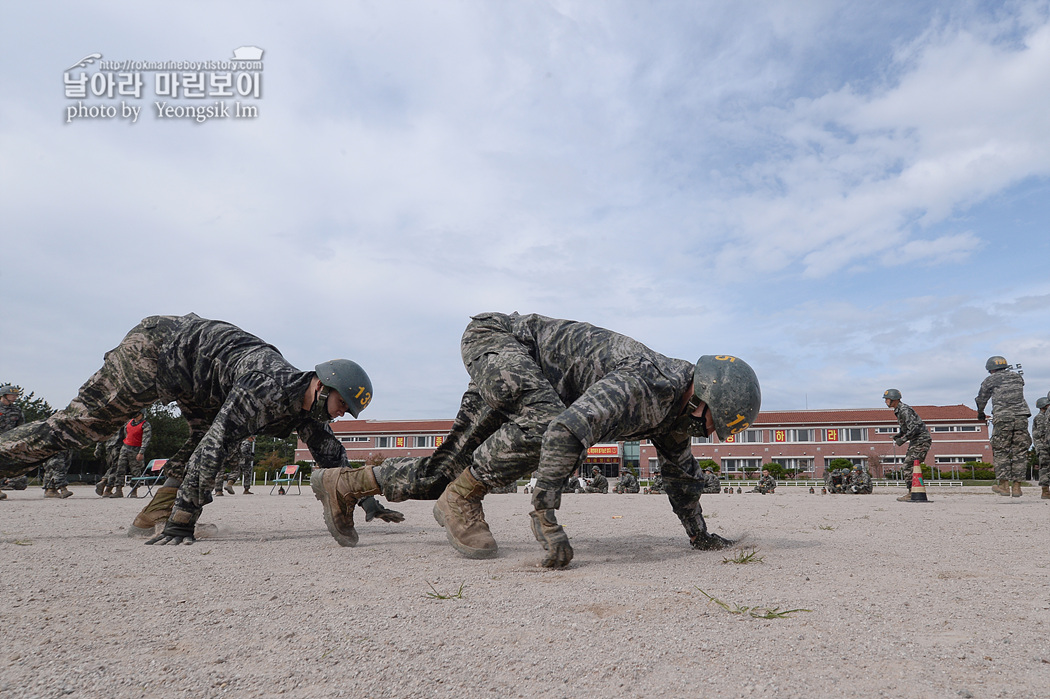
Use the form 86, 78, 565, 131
310, 385, 333, 423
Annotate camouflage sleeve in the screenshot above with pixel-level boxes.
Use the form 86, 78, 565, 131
975, 375, 994, 413
1032, 414, 1045, 443
139, 421, 152, 454
651, 432, 703, 507
898, 406, 925, 442
298, 420, 350, 470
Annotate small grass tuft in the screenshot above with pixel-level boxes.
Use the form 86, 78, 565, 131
696, 588, 811, 619
426, 581, 465, 599
818, 524, 835, 531
722, 547, 764, 565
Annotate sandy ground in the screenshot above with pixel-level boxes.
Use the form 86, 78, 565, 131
1, 482, 1049, 699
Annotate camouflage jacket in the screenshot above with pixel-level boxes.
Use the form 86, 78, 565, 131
149, 315, 351, 479
893, 403, 930, 444
1032, 411, 1049, 453
701, 471, 720, 493
976, 370, 1030, 419
758, 474, 776, 489
495, 313, 704, 491
0, 402, 24, 434
848, 469, 872, 493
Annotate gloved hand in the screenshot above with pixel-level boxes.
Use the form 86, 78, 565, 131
365, 501, 405, 523
893, 438, 904, 446
667, 484, 733, 550
529, 509, 574, 568
145, 500, 200, 546
977, 411, 986, 421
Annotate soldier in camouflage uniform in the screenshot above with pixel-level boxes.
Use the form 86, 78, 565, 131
700, 467, 720, 494
647, 470, 664, 494
108, 413, 151, 498
42, 450, 74, 498
584, 466, 609, 493
751, 469, 776, 494
311, 312, 760, 567
216, 436, 255, 496
94, 430, 124, 496
0, 385, 25, 501
975, 356, 1031, 497
1032, 396, 1050, 499
615, 469, 640, 494
848, 464, 873, 494
883, 389, 932, 502
824, 468, 848, 494
0, 314, 403, 544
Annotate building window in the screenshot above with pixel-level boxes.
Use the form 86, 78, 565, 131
691, 435, 710, 444
786, 429, 814, 442
414, 436, 435, 448
933, 425, 981, 433
737, 429, 764, 443
721, 458, 762, 474
340, 436, 369, 443
838, 428, 867, 441
771, 457, 814, 472
376, 436, 405, 449
876, 427, 896, 434
934, 455, 980, 464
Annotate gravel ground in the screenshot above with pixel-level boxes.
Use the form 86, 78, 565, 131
1, 483, 1049, 699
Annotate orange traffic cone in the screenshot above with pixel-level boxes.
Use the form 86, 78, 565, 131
907, 459, 929, 502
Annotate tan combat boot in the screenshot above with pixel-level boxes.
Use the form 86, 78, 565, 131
992, 479, 1011, 496
224, 481, 236, 495
1042, 486, 1049, 500
0, 490, 6, 500
101, 485, 113, 497
106, 486, 124, 498
433, 469, 498, 559
128, 486, 179, 537
95, 481, 106, 496
1011, 481, 1022, 497
243, 487, 253, 495
126, 487, 139, 498
214, 486, 224, 497
44, 488, 60, 498
310, 467, 380, 547
58, 486, 73, 498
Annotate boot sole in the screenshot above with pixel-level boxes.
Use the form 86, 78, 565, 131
432, 500, 498, 560
310, 469, 358, 547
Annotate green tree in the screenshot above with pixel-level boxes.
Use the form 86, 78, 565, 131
697, 459, 718, 473
763, 462, 787, 479
144, 402, 189, 462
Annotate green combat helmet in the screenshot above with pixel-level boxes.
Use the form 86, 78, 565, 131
0, 385, 22, 398
985, 356, 1008, 373
883, 389, 902, 401
1037, 397, 1050, 411
690, 355, 761, 441
314, 360, 373, 418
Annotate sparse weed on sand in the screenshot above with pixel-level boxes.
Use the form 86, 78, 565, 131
722, 547, 764, 564
696, 588, 811, 619
426, 581, 465, 599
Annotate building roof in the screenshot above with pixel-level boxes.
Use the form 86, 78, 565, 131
755, 404, 978, 426
330, 418, 455, 434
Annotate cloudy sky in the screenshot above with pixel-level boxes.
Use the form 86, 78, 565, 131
3, 0, 1050, 421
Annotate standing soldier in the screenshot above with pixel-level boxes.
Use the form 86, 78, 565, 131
0, 385, 25, 501
311, 312, 760, 567
94, 430, 124, 497
0, 313, 401, 544
975, 356, 1031, 497
42, 451, 74, 498
216, 436, 255, 496
884, 389, 932, 502
1032, 396, 1050, 500
108, 411, 151, 498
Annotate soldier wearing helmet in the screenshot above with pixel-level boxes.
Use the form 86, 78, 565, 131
975, 355, 1031, 497
884, 389, 931, 502
1032, 395, 1050, 499
0, 385, 25, 500
312, 311, 760, 567
0, 314, 402, 538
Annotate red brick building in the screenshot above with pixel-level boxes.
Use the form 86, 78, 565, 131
298, 404, 989, 480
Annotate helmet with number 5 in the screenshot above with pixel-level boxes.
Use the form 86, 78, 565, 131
314, 359, 373, 418
691, 355, 761, 441
985, 356, 1008, 373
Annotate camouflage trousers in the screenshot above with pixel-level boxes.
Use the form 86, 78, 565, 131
111, 444, 143, 486
218, 457, 252, 489
1035, 445, 1050, 486
377, 315, 574, 502
42, 456, 72, 490
991, 416, 1031, 481
903, 438, 931, 490
0, 317, 189, 480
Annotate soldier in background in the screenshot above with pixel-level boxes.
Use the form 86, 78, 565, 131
1032, 396, 1050, 500
824, 468, 848, 494
615, 469, 640, 494
42, 450, 74, 498
647, 469, 665, 494
751, 468, 776, 494
975, 356, 1031, 497
94, 430, 124, 497
107, 412, 151, 498
584, 465, 608, 493
216, 436, 255, 496
700, 467, 720, 494
884, 388, 932, 502
848, 464, 873, 494
0, 385, 25, 501
311, 312, 760, 567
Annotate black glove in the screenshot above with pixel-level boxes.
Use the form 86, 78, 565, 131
360, 497, 405, 523
145, 500, 200, 546
667, 482, 733, 550
529, 509, 573, 568
977, 410, 986, 421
